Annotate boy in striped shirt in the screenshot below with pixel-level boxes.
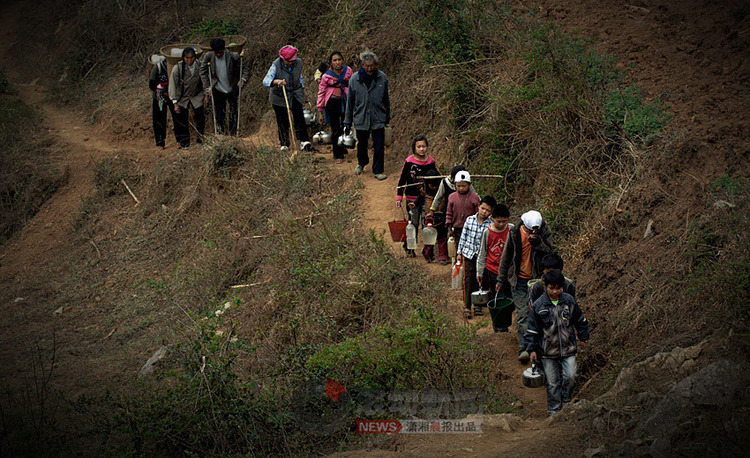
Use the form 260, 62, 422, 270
457, 195, 496, 319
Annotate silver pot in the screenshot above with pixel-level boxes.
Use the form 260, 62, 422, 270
303, 108, 316, 126
471, 289, 490, 306
522, 361, 545, 388
312, 131, 332, 145
338, 133, 356, 149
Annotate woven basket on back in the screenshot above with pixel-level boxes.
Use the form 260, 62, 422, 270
159, 43, 204, 66
199, 35, 247, 54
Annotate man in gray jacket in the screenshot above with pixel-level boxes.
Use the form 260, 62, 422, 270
169, 47, 205, 148
201, 38, 249, 136
344, 50, 391, 180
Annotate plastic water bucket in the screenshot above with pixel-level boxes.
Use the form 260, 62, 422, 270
388, 220, 408, 242
488, 294, 514, 330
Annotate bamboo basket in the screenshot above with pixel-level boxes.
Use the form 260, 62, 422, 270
199, 35, 247, 54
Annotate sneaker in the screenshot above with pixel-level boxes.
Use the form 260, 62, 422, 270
374, 173, 388, 181
473, 307, 483, 316
518, 351, 530, 362
280, 146, 289, 152
354, 165, 363, 175
300, 141, 312, 151
493, 327, 509, 333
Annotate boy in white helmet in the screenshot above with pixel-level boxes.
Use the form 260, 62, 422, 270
497, 210, 555, 362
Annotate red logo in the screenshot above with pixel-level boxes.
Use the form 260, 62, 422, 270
355, 420, 403, 434
325, 378, 346, 402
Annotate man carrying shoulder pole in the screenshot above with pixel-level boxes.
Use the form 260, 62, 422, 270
200, 38, 249, 136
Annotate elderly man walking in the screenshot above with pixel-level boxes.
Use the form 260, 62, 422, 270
344, 50, 391, 180
200, 38, 249, 136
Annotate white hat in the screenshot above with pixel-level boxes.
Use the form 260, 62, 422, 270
455, 171, 471, 183
521, 210, 543, 230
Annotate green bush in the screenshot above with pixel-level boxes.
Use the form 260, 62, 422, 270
604, 86, 670, 144
185, 18, 242, 40
305, 307, 498, 391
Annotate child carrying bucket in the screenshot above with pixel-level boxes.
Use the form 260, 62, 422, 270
396, 135, 437, 258
477, 203, 514, 330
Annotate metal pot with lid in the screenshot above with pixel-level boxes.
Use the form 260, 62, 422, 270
312, 131, 332, 145
471, 289, 490, 306
303, 108, 316, 126
338, 128, 356, 149
522, 360, 545, 388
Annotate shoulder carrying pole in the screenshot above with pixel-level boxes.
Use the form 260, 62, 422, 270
237, 53, 243, 136
282, 85, 298, 152
207, 61, 218, 136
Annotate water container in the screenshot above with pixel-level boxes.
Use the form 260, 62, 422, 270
451, 260, 463, 290
384, 126, 393, 147
422, 216, 437, 245
406, 220, 417, 250
447, 236, 456, 258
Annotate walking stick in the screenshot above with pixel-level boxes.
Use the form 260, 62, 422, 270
282, 85, 298, 152
237, 54, 243, 136
207, 62, 218, 135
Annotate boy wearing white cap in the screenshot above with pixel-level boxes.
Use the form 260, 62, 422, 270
445, 171, 480, 246
497, 209, 555, 362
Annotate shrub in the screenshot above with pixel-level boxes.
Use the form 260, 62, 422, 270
185, 18, 242, 40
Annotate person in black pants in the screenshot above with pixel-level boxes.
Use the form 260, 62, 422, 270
169, 47, 206, 148
262, 45, 311, 151
317, 51, 353, 163
200, 38, 249, 136
148, 55, 175, 148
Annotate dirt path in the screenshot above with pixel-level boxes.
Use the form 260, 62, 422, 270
0, 0, 157, 280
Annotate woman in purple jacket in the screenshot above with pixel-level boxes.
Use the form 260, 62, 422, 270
317, 51, 353, 163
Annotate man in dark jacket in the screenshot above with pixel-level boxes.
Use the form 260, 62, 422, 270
344, 50, 391, 181
149, 54, 174, 148
497, 210, 555, 362
201, 38, 249, 136
525, 270, 590, 415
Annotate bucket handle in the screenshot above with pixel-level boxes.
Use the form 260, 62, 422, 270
393, 204, 407, 222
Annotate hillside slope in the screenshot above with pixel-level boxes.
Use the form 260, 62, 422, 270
0, 0, 747, 455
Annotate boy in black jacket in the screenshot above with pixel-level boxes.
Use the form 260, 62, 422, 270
525, 270, 590, 416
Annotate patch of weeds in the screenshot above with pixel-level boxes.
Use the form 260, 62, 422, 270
185, 18, 241, 40
604, 85, 671, 144
305, 307, 500, 393
712, 174, 748, 196
93, 157, 138, 198
413, 0, 476, 65
207, 139, 247, 178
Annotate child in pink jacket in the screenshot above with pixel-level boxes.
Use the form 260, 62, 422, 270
317, 51, 353, 163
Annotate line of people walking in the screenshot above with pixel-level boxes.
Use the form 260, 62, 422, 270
395, 136, 590, 416
151, 43, 390, 182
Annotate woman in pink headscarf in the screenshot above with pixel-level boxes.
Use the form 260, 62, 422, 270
262, 45, 311, 151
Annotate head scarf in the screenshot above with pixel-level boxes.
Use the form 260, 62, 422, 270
279, 45, 298, 62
